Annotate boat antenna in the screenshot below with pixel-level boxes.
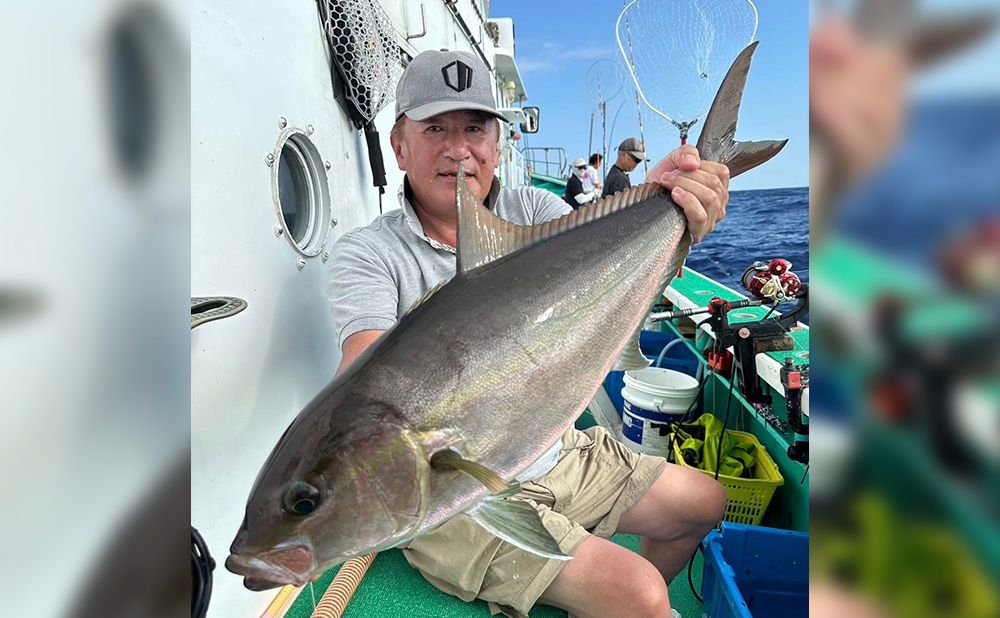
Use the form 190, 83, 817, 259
620, 0, 648, 174
585, 59, 623, 184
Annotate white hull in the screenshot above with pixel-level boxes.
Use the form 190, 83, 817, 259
191, 1, 530, 615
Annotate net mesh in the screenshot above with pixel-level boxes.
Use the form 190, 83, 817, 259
616, 0, 757, 136
585, 59, 625, 105
318, 0, 401, 123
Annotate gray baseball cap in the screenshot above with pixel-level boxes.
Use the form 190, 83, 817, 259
395, 49, 508, 123
618, 137, 649, 161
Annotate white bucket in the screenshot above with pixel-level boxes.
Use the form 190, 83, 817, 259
620, 367, 699, 456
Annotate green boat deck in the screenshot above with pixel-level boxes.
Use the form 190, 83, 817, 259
530, 173, 567, 196
662, 266, 810, 532
286, 535, 705, 617
811, 237, 1000, 587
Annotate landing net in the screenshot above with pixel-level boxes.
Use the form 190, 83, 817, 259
317, 0, 401, 124
616, 0, 758, 142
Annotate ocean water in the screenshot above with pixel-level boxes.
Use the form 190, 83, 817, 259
838, 98, 1000, 270
685, 186, 809, 292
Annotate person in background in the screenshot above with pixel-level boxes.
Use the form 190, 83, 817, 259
602, 138, 649, 198
564, 158, 599, 209
582, 153, 603, 195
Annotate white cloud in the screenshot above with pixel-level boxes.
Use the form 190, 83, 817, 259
518, 42, 613, 74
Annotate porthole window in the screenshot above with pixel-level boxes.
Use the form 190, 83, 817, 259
270, 129, 331, 257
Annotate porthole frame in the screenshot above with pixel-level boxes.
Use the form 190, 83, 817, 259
270, 127, 331, 258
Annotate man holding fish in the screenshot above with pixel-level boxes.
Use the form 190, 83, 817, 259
227, 37, 790, 616
327, 50, 730, 618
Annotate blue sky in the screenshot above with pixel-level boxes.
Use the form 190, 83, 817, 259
492, 0, 809, 190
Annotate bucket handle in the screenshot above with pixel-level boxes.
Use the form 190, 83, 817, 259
653, 398, 664, 412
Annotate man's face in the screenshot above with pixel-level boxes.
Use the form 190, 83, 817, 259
391, 111, 500, 211
621, 151, 640, 172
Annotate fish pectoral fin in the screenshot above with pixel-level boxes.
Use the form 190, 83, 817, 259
468, 498, 571, 561
431, 450, 511, 495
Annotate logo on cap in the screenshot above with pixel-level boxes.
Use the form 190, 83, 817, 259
442, 60, 474, 92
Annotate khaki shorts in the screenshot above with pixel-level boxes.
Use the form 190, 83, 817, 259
401, 426, 668, 618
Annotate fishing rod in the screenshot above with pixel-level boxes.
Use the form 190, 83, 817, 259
588, 112, 594, 159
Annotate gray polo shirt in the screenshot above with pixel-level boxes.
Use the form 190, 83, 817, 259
328, 178, 570, 346
327, 177, 571, 481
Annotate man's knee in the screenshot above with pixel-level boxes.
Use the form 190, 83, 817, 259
622, 562, 672, 618
700, 477, 728, 527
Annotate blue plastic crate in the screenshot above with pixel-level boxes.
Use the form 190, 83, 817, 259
603, 331, 700, 417
700, 523, 808, 618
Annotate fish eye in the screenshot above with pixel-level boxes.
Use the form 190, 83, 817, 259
282, 481, 321, 516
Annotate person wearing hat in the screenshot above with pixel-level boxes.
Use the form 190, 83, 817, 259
564, 157, 599, 209
327, 49, 731, 618
602, 138, 650, 198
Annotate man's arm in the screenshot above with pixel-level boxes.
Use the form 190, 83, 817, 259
336, 329, 384, 374
327, 232, 399, 372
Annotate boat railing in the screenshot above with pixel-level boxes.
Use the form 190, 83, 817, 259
502, 141, 530, 188
521, 146, 568, 180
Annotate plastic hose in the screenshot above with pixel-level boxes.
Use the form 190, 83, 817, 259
654, 338, 686, 369
261, 585, 296, 618
310, 553, 377, 618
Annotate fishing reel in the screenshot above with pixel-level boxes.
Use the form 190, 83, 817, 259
781, 357, 809, 464
651, 258, 808, 405
741, 258, 802, 304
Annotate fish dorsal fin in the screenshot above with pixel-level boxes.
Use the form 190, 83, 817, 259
403, 281, 445, 316
456, 164, 663, 274
697, 41, 787, 179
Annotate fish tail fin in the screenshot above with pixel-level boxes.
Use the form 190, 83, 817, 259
723, 139, 789, 178
696, 41, 787, 178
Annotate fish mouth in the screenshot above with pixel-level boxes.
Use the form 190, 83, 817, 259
225, 544, 317, 590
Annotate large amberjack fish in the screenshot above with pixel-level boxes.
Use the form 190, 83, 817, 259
226, 42, 786, 590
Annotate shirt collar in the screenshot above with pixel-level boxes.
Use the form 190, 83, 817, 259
401, 176, 501, 253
